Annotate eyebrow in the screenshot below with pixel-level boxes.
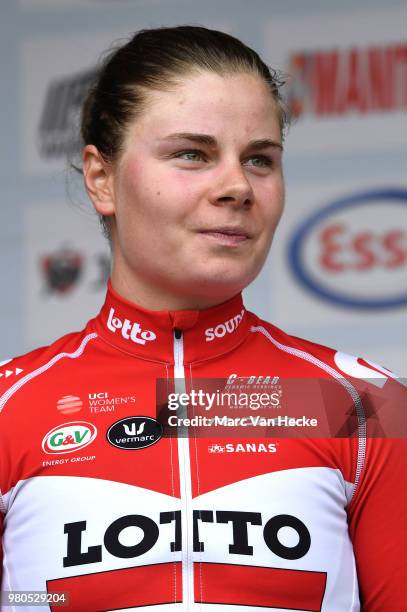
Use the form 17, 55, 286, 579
158, 132, 283, 151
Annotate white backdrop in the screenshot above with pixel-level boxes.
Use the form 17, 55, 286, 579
1, 0, 406, 372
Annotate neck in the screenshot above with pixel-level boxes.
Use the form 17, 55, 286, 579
110, 262, 238, 312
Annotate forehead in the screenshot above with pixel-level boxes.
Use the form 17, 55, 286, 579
126, 71, 281, 145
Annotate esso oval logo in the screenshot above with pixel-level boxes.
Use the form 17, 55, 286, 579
42, 421, 97, 454
288, 189, 407, 309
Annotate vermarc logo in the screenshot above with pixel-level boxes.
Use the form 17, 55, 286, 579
106, 416, 162, 450
107, 308, 156, 345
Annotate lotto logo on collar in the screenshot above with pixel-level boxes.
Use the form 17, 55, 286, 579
205, 309, 245, 342
42, 422, 97, 454
107, 307, 156, 345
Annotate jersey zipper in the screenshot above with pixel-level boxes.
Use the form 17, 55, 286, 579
173, 328, 194, 610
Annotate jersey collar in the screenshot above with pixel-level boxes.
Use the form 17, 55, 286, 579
93, 281, 250, 363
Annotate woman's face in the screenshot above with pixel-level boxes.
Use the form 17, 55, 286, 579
88, 71, 285, 308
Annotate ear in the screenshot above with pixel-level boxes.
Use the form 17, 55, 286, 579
83, 144, 116, 216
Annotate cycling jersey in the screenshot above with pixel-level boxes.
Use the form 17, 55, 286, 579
0, 282, 406, 611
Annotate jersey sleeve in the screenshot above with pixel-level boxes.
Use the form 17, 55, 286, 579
347, 377, 407, 609
0, 497, 4, 588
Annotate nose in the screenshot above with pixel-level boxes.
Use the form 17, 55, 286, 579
208, 160, 254, 208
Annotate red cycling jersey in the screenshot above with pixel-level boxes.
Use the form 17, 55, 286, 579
0, 282, 406, 611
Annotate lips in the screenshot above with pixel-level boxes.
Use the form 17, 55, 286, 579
199, 227, 250, 238
198, 227, 251, 246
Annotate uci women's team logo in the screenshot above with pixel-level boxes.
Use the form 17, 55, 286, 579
42, 421, 97, 454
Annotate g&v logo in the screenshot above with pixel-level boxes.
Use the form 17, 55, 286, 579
42, 422, 97, 455
107, 307, 156, 345
289, 189, 407, 309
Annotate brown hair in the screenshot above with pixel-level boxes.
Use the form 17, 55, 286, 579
80, 25, 289, 239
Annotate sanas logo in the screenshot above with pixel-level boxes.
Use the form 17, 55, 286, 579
209, 443, 277, 453
42, 421, 97, 455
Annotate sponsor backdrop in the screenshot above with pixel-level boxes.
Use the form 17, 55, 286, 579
1, 0, 406, 372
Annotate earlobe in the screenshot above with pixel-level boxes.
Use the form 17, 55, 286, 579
83, 144, 116, 216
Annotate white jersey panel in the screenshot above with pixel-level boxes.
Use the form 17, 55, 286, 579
2, 476, 181, 590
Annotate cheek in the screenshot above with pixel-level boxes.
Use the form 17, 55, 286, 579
115, 168, 195, 241
260, 179, 285, 223
275, 184, 285, 221
116, 164, 162, 223
161, 167, 204, 202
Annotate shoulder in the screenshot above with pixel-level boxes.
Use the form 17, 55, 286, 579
249, 312, 406, 441
248, 312, 401, 383
248, 312, 342, 372
0, 326, 98, 412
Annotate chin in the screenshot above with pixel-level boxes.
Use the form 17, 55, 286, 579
183, 269, 255, 301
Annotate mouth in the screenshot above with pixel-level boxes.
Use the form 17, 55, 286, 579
198, 227, 251, 245
199, 227, 250, 247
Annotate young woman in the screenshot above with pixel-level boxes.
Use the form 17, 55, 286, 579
0, 26, 405, 611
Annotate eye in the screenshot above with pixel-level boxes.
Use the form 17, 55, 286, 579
174, 149, 206, 162
244, 155, 273, 168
